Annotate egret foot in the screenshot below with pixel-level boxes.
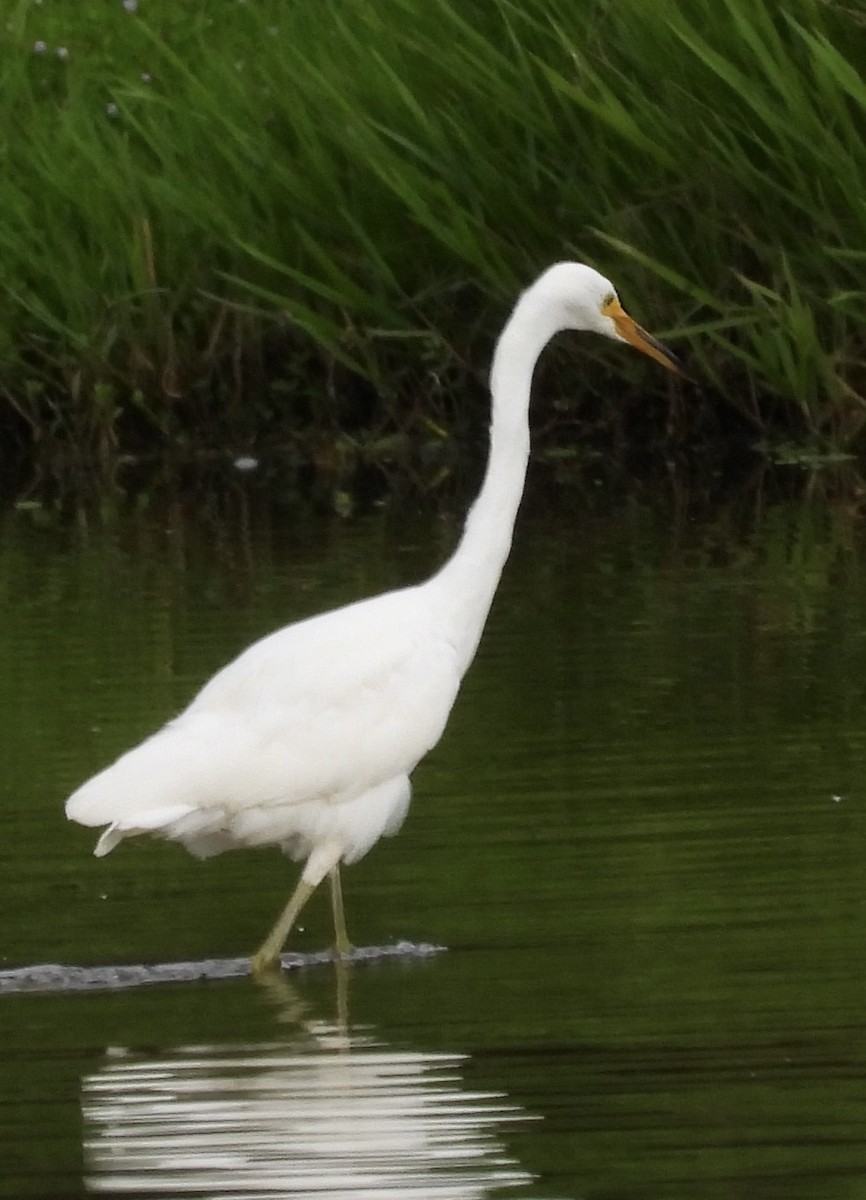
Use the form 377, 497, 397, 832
250, 947, 283, 977
331, 935, 354, 961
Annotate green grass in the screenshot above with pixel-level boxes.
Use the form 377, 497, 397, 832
2, 0, 866, 471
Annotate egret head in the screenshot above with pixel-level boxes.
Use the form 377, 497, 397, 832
532, 261, 685, 376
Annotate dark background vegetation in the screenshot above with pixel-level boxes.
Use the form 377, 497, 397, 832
2, 0, 866, 496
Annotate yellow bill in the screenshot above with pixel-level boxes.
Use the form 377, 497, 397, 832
602, 296, 686, 378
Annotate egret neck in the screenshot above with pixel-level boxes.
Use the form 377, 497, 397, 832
432, 294, 563, 674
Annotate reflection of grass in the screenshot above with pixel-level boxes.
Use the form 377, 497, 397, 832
3, 1, 866, 465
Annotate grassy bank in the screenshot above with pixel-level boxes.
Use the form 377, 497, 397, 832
2, 0, 866, 476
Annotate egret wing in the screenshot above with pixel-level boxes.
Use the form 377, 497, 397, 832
65, 583, 462, 830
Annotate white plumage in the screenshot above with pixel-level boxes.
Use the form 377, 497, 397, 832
66, 262, 682, 973
73, 587, 457, 863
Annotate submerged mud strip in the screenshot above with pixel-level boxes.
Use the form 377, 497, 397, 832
0, 941, 445, 995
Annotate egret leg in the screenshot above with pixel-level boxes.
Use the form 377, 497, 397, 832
329, 865, 353, 958
251, 878, 316, 976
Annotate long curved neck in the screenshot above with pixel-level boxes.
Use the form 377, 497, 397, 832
431, 294, 560, 673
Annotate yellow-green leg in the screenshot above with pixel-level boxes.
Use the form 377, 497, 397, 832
251, 877, 315, 977
329, 865, 353, 958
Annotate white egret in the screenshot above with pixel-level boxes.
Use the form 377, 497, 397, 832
65, 262, 683, 974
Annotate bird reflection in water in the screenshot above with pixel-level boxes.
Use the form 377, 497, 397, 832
78, 972, 542, 1198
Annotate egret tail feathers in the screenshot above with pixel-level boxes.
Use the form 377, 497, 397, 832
90, 805, 199, 857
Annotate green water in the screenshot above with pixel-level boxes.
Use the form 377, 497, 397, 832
3, 483, 866, 1198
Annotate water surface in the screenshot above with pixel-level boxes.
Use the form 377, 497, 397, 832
3, 482, 866, 1197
